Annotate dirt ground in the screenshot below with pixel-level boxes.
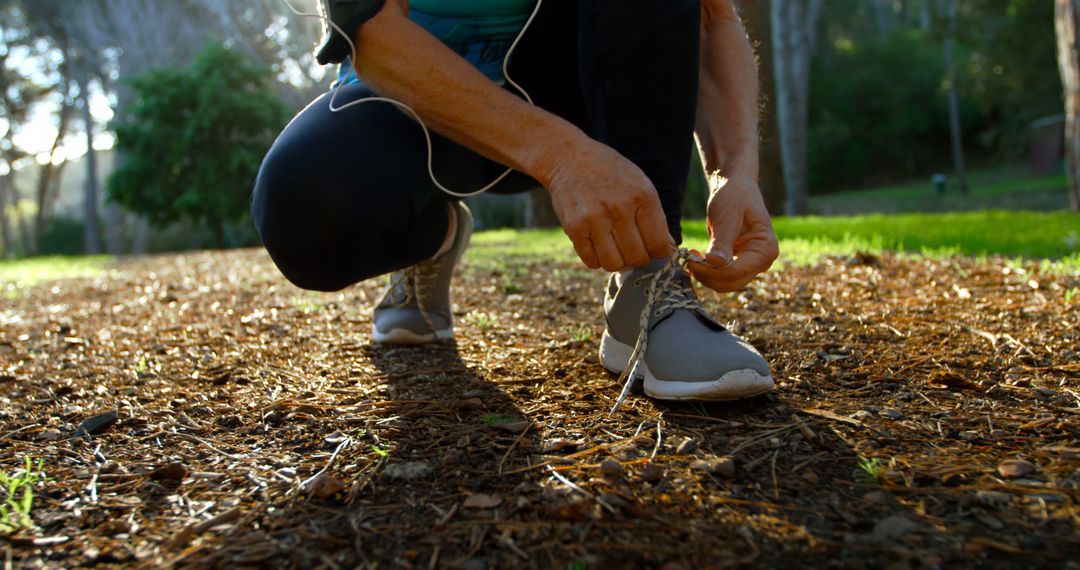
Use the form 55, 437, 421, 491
1, 247, 1078, 569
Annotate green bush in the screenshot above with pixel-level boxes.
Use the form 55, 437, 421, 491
809, 30, 984, 192
108, 43, 287, 246
36, 217, 88, 256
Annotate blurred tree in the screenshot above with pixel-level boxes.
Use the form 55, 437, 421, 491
771, 0, 823, 215
0, 3, 52, 257
18, 0, 324, 253
738, 0, 786, 216
1057, 0, 1080, 212
961, 0, 1062, 156
809, 29, 957, 191
108, 44, 287, 246
941, 0, 969, 193
806, 0, 1061, 194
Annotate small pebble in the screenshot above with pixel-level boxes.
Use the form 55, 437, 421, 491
495, 421, 530, 434
148, 462, 189, 482
36, 429, 63, 442
78, 410, 118, 435
639, 463, 665, 483
598, 492, 628, 510
872, 515, 921, 541
303, 472, 345, 499
323, 431, 349, 445
862, 491, 891, 505
879, 408, 903, 420
997, 459, 1037, 479
851, 410, 874, 421
976, 513, 1005, 531
600, 458, 625, 478
714, 456, 736, 479
384, 461, 433, 480
675, 438, 698, 455
540, 439, 578, 453
463, 493, 502, 509
453, 398, 482, 410
461, 558, 488, 570
975, 490, 1011, 508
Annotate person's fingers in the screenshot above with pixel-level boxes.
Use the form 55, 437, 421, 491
688, 238, 778, 292
706, 207, 742, 263
688, 261, 755, 292
568, 233, 600, 269
636, 204, 676, 260
591, 231, 625, 272
611, 219, 651, 268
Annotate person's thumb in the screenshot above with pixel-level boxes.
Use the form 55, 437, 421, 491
705, 216, 740, 267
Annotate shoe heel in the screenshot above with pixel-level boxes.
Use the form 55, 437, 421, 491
599, 330, 633, 373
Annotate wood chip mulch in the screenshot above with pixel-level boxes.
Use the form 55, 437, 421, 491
0, 248, 1078, 568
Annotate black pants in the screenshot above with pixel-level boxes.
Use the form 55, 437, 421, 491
251, 0, 700, 292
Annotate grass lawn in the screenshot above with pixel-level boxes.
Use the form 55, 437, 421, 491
0, 255, 110, 291
809, 163, 1069, 215
1, 209, 1076, 291
470, 210, 1079, 273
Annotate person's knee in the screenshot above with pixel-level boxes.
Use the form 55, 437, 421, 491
250, 143, 368, 292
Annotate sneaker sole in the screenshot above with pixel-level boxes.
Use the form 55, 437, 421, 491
598, 330, 774, 401
370, 203, 472, 347
372, 326, 453, 345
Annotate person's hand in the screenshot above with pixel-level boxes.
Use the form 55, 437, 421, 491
687, 174, 779, 292
545, 140, 676, 272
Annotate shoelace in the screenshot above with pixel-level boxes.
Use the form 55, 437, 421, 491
610, 248, 707, 414
385, 260, 441, 334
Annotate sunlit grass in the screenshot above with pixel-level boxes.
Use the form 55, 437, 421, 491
810, 163, 1069, 214
468, 210, 1079, 274
0, 256, 111, 297
1, 457, 47, 534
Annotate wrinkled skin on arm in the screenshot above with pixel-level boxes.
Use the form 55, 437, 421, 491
350, 0, 674, 272
688, 0, 779, 292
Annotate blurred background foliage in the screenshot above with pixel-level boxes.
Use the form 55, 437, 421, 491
807, 0, 1061, 193
0, 0, 1074, 258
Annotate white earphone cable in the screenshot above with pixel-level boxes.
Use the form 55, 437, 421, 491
281, 0, 544, 198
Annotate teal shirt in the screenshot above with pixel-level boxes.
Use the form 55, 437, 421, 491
339, 0, 535, 84
410, 0, 535, 17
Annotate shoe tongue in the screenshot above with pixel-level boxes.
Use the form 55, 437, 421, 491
643, 265, 723, 332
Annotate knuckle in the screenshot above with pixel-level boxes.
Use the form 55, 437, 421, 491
564, 220, 589, 237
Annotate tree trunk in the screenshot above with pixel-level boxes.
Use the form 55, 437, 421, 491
739, 0, 786, 216
214, 220, 226, 249
918, 0, 932, 31
33, 101, 73, 256
771, 0, 821, 216
79, 77, 101, 255
525, 187, 560, 228
9, 176, 32, 254
131, 216, 151, 254
0, 174, 13, 258
942, 0, 968, 194
105, 204, 125, 254
1057, 0, 1080, 212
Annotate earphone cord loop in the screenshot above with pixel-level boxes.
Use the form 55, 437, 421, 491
281, 0, 545, 199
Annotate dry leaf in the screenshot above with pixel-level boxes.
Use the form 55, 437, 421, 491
463, 493, 502, 509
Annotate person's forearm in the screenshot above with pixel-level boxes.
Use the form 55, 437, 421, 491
695, 0, 759, 181
351, 2, 586, 188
